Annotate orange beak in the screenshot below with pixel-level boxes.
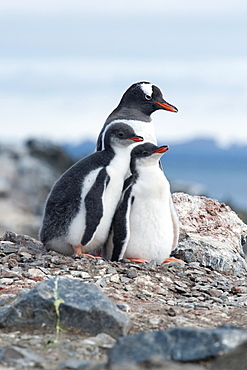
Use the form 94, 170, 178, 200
155, 101, 178, 113
128, 136, 144, 142
153, 145, 169, 154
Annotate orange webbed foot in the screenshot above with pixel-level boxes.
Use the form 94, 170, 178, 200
127, 258, 149, 263
73, 245, 102, 258
73, 245, 83, 255
72, 246, 102, 258
162, 257, 186, 264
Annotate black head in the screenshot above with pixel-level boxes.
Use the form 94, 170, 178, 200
130, 142, 169, 172
104, 122, 143, 150
119, 81, 178, 116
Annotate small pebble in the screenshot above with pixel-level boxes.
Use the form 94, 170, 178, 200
167, 307, 176, 316
70, 271, 91, 278
188, 262, 201, 268
20, 252, 32, 260
109, 274, 120, 283
156, 287, 168, 296
167, 300, 176, 306
37, 266, 50, 275
95, 277, 107, 287
220, 294, 229, 300
208, 289, 224, 298
195, 303, 211, 309
120, 277, 131, 284
27, 268, 46, 278
212, 297, 224, 304
124, 285, 133, 291
0, 278, 14, 285
7, 259, 18, 269
231, 285, 247, 294
145, 260, 157, 268
106, 266, 118, 274
126, 268, 138, 279
181, 303, 195, 309
149, 317, 161, 325
116, 304, 129, 312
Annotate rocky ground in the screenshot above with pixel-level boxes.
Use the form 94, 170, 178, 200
1, 141, 247, 368
1, 140, 247, 369
0, 232, 247, 369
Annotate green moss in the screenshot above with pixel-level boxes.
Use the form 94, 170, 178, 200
45, 277, 67, 349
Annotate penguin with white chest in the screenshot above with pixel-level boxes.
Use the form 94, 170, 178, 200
39, 123, 143, 256
104, 142, 180, 263
97, 81, 178, 151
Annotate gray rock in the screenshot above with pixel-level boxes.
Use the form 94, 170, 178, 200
26, 138, 73, 173
116, 304, 129, 312
108, 326, 247, 366
1, 231, 45, 253
172, 193, 247, 276
126, 268, 138, 279
120, 277, 131, 284
231, 285, 247, 294
0, 141, 71, 237
0, 346, 45, 367
95, 277, 108, 287
81, 333, 116, 349
0, 277, 131, 338
210, 340, 247, 370
0, 265, 21, 279
167, 307, 177, 316
171, 234, 247, 276
211, 297, 224, 304
106, 266, 118, 274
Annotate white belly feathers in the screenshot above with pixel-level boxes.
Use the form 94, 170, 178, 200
123, 171, 174, 263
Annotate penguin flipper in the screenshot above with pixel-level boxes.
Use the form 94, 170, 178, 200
110, 187, 134, 261
81, 168, 110, 247
103, 177, 133, 260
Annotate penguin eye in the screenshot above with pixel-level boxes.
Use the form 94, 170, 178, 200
142, 151, 148, 155
145, 94, 152, 100
118, 132, 124, 137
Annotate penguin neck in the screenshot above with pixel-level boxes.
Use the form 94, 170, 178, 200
135, 164, 170, 194
109, 145, 132, 175
132, 160, 164, 182
131, 156, 161, 173
105, 106, 152, 124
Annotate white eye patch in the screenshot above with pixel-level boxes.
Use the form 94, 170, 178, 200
140, 83, 153, 98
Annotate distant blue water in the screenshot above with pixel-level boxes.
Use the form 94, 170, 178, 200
162, 150, 247, 211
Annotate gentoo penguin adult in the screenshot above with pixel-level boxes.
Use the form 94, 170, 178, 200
39, 123, 143, 256
96, 81, 178, 151
104, 142, 180, 264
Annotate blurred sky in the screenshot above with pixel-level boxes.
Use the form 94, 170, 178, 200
1, 0, 247, 146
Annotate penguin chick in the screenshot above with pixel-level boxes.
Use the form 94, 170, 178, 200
105, 142, 180, 263
97, 81, 178, 151
39, 123, 143, 256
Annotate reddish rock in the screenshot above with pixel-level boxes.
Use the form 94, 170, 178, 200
172, 193, 247, 276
